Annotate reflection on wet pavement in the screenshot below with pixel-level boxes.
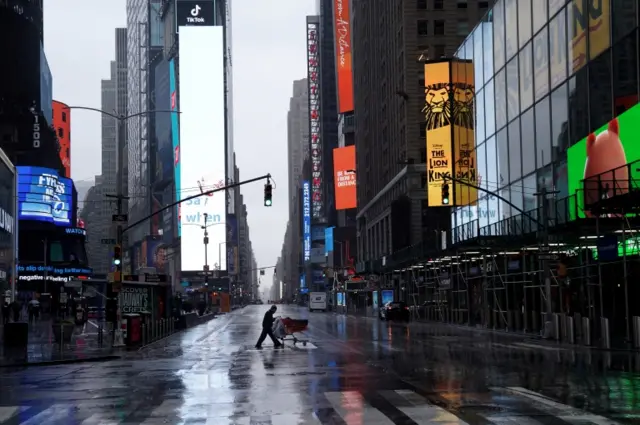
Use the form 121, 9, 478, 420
0, 305, 637, 424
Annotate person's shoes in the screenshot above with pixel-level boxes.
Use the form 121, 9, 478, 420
255, 345, 263, 349
275, 344, 283, 349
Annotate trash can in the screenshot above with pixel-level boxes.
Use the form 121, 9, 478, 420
3, 322, 28, 348
124, 314, 142, 346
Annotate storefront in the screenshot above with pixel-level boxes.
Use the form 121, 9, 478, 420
0, 149, 17, 300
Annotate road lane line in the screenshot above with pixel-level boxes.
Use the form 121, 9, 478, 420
0, 406, 26, 422
325, 391, 394, 424
382, 389, 469, 424
16, 405, 72, 425
495, 387, 621, 425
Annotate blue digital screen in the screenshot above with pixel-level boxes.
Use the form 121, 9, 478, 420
302, 181, 311, 261
17, 166, 72, 226
381, 290, 394, 305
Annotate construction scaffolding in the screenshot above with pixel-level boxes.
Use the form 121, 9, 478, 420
379, 159, 640, 349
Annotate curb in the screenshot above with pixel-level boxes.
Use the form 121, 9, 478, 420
0, 355, 121, 368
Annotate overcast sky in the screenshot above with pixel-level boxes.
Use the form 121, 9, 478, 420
44, 0, 316, 292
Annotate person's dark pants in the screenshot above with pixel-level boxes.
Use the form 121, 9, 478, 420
2, 313, 8, 324
12, 311, 19, 322
256, 328, 280, 347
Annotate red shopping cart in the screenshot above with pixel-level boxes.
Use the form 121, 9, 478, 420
276, 317, 309, 346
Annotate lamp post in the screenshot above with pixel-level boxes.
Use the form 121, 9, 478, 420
62, 106, 179, 347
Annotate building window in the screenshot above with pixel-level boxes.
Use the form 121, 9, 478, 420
434, 44, 446, 58
417, 20, 429, 36
57, 128, 64, 138
433, 0, 443, 9
457, 0, 467, 8
457, 19, 469, 35
434, 20, 445, 35
417, 0, 427, 10
61, 112, 67, 122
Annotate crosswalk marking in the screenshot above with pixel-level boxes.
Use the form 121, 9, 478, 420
381, 390, 469, 424
0, 387, 623, 425
325, 391, 395, 424
0, 406, 28, 423
17, 405, 71, 425
495, 387, 622, 425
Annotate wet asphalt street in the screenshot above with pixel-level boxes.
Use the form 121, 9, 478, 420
0, 305, 639, 424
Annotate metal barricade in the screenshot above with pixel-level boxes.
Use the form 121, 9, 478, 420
582, 317, 591, 346
141, 324, 147, 346
600, 317, 610, 349
553, 314, 560, 340
633, 316, 640, 349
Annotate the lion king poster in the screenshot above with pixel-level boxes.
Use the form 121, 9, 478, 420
423, 60, 477, 207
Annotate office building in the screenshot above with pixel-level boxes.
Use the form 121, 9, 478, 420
352, 0, 492, 269
82, 28, 128, 275
287, 79, 309, 208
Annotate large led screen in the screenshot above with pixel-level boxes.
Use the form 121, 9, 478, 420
178, 26, 227, 271
567, 103, 640, 220
17, 166, 72, 226
424, 60, 477, 207
303, 180, 311, 262
333, 146, 356, 210
169, 59, 180, 237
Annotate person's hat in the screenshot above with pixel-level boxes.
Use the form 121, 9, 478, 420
270, 305, 277, 311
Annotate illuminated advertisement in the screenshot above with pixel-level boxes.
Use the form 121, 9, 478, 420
178, 25, 227, 271
333, 0, 354, 113
571, 0, 609, 72
17, 166, 72, 226
169, 59, 180, 236
424, 60, 477, 207
17, 265, 92, 283
145, 236, 167, 271
567, 103, 640, 219
303, 180, 311, 262
333, 146, 356, 210
52, 100, 71, 178
307, 19, 323, 219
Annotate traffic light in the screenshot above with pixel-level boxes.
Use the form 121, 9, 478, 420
441, 183, 450, 205
113, 244, 122, 267
264, 182, 273, 206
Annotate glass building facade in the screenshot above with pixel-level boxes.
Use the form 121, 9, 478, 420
450, 0, 639, 241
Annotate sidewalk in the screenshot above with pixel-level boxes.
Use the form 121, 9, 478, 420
0, 319, 121, 367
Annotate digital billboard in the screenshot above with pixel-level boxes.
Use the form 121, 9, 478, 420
52, 101, 71, 178
307, 19, 323, 219
333, 0, 354, 113
177, 25, 227, 271
333, 145, 356, 210
424, 60, 477, 207
303, 180, 311, 262
17, 166, 72, 226
567, 103, 640, 219
169, 59, 180, 236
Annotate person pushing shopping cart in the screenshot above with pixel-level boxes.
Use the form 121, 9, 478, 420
255, 305, 283, 349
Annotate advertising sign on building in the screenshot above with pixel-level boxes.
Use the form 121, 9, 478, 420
333, 146, 356, 210
169, 59, 180, 236
118, 286, 150, 314
333, 0, 354, 113
17, 166, 72, 226
307, 20, 323, 219
175, 0, 215, 30
423, 60, 477, 207
52, 101, 71, 178
302, 180, 311, 262
177, 25, 227, 271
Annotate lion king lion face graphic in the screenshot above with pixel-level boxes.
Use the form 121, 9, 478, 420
422, 82, 474, 131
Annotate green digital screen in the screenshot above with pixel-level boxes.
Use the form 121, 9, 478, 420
567, 103, 640, 219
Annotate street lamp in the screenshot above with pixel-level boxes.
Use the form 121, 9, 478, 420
62, 106, 180, 347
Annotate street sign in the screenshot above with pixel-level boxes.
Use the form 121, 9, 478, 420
101, 238, 116, 244
539, 254, 558, 261
112, 214, 128, 223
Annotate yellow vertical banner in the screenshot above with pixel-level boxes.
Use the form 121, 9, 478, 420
424, 62, 453, 207
424, 60, 476, 207
452, 61, 477, 206
571, 0, 610, 72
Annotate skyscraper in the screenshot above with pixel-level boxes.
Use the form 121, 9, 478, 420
287, 79, 309, 211
82, 28, 128, 275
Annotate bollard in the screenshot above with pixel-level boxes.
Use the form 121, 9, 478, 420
142, 323, 146, 346
98, 325, 103, 346
553, 314, 560, 340
582, 317, 591, 346
601, 317, 610, 349
565, 316, 575, 344
633, 316, 640, 348
170, 318, 174, 334
162, 319, 166, 337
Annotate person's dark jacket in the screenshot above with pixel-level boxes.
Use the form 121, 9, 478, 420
262, 309, 276, 329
